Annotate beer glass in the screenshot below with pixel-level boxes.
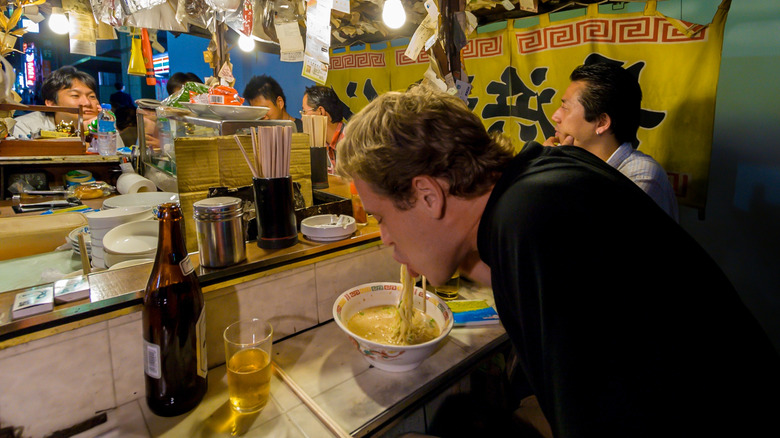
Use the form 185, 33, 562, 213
224, 318, 273, 413
435, 271, 460, 301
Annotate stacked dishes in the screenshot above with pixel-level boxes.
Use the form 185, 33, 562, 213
85, 206, 154, 269
67, 226, 91, 257
102, 220, 159, 267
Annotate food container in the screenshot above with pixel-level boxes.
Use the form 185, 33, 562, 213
193, 196, 246, 268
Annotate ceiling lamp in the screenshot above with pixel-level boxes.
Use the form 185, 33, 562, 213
238, 34, 256, 52
48, 7, 69, 35
382, 0, 406, 29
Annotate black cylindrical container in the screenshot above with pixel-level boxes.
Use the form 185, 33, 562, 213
252, 176, 298, 249
310, 147, 329, 189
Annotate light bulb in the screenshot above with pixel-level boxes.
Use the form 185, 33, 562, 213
48, 8, 69, 35
382, 0, 406, 29
238, 34, 256, 52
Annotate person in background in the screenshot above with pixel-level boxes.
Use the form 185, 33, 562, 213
109, 81, 135, 111
544, 62, 679, 221
115, 105, 138, 147
243, 75, 303, 132
302, 85, 345, 169
336, 86, 780, 437
166, 72, 203, 96
12, 66, 101, 138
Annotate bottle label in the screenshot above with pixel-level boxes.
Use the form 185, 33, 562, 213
144, 340, 162, 379
196, 307, 207, 378
180, 256, 194, 276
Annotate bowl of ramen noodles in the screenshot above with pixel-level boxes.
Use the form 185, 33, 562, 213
332, 266, 454, 372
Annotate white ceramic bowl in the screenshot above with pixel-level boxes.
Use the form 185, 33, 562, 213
102, 220, 159, 256
92, 255, 106, 269
108, 258, 154, 271
102, 192, 179, 210
85, 206, 154, 230
105, 251, 156, 268
301, 214, 357, 242
208, 104, 269, 120
332, 282, 454, 372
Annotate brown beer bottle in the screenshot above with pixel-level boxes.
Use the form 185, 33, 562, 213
143, 202, 207, 417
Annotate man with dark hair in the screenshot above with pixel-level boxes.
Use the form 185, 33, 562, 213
12, 66, 101, 138
166, 72, 202, 96
337, 86, 780, 437
302, 85, 345, 168
545, 62, 678, 220
243, 75, 302, 132
109, 81, 135, 110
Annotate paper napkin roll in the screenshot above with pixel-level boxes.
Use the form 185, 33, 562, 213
117, 173, 156, 194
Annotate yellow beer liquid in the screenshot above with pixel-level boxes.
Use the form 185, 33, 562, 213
435, 271, 460, 301
227, 348, 272, 413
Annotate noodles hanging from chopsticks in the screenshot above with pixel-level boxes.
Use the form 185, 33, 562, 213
394, 264, 416, 344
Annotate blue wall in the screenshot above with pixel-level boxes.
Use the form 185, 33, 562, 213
166, 32, 315, 113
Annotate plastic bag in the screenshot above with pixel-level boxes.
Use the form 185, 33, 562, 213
89, 0, 125, 27
125, 0, 188, 32
160, 81, 209, 108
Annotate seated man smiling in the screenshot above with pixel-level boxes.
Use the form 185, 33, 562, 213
12, 66, 101, 138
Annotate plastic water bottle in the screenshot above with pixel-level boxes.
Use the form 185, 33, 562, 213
95, 104, 117, 156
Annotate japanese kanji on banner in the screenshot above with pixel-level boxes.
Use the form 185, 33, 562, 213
327, 0, 731, 210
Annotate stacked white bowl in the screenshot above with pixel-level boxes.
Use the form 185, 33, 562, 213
85, 206, 155, 269
102, 220, 159, 268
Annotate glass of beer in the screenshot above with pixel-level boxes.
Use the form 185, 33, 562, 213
435, 271, 460, 301
224, 318, 273, 413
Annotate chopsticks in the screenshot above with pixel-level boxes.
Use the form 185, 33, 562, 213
421, 275, 427, 314
272, 361, 351, 438
233, 125, 293, 179
302, 114, 328, 149
78, 232, 91, 275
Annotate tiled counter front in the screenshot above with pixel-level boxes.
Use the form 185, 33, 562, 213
0, 245, 400, 437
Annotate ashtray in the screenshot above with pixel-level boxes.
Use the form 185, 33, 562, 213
301, 214, 357, 242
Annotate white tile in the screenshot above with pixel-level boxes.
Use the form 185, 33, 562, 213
109, 313, 145, 406
315, 245, 401, 322
142, 364, 287, 438
0, 329, 115, 437
73, 399, 150, 438
0, 320, 108, 361
284, 403, 344, 437
447, 325, 507, 355
107, 310, 142, 328
274, 322, 370, 400
309, 338, 469, 433
204, 266, 317, 369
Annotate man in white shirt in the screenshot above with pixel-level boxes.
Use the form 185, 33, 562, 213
12, 66, 101, 139
544, 62, 679, 221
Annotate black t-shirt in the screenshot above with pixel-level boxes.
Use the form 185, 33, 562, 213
478, 142, 780, 437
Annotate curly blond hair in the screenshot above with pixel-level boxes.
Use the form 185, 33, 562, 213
336, 86, 514, 209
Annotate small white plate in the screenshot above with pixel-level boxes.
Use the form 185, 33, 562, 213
68, 226, 91, 254
301, 214, 357, 242
208, 104, 269, 120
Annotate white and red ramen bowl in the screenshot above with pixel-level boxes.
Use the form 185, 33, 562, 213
333, 282, 454, 372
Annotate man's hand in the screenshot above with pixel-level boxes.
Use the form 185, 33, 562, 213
543, 131, 574, 147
